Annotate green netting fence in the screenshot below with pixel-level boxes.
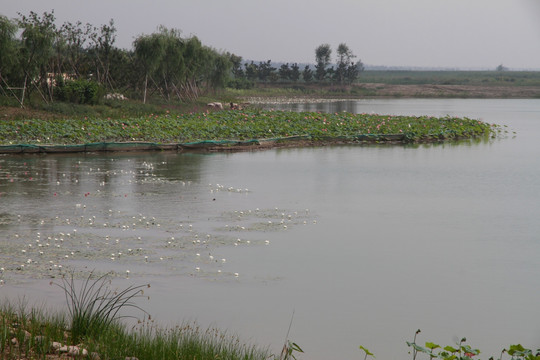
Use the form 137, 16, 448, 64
0, 134, 408, 154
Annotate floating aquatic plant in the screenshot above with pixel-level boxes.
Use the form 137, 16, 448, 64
0, 109, 498, 146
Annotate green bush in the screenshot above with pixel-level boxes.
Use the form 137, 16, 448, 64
227, 78, 254, 89
55, 79, 104, 105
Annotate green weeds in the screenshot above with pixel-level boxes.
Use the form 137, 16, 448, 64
404, 329, 539, 360
53, 271, 149, 344
0, 109, 497, 146
1, 274, 273, 360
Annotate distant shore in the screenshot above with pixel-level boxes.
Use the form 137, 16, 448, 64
247, 82, 540, 100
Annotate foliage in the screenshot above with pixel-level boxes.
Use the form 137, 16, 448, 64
405, 329, 539, 360
302, 65, 314, 83
335, 43, 356, 84
1, 11, 234, 106
0, 300, 272, 360
0, 107, 498, 146
0, 16, 18, 76
54, 271, 149, 343
55, 78, 104, 104
279, 341, 304, 360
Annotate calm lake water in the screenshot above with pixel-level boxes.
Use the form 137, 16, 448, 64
1, 99, 539, 360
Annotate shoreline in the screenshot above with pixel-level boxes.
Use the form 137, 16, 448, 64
248, 82, 540, 99
0, 134, 489, 155
0, 98, 501, 154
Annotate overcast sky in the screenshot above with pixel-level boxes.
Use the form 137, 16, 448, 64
3, 0, 540, 69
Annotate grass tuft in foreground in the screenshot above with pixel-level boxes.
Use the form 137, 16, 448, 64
53, 271, 149, 344
1, 273, 273, 360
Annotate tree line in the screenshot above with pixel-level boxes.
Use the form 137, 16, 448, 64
230, 44, 364, 88
0, 10, 364, 106
0, 11, 233, 106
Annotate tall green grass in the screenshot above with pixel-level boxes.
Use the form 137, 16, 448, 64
54, 271, 149, 344
1, 273, 273, 360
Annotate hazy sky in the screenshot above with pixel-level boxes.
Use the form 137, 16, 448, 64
3, 0, 540, 69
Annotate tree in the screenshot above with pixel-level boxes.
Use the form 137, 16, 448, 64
133, 32, 166, 103
17, 10, 58, 104
278, 63, 291, 81
335, 43, 355, 84
258, 60, 275, 82
89, 19, 117, 88
0, 15, 18, 98
229, 53, 244, 78
290, 63, 300, 82
346, 59, 364, 84
315, 43, 331, 82
156, 27, 186, 101
244, 61, 258, 81
206, 52, 232, 91
302, 65, 313, 83
60, 20, 93, 78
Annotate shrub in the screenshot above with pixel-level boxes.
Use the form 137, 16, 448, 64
55, 79, 104, 105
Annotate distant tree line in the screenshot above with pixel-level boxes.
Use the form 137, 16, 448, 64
0, 11, 233, 106
229, 43, 364, 88
0, 10, 365, 106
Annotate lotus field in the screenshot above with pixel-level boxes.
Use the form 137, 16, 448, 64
0, 109, 498, 145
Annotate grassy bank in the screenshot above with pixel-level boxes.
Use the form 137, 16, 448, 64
2, 301, 537, 360
0, 302, 271, 360
0, 107, 499, 149
1, 273, 275, 360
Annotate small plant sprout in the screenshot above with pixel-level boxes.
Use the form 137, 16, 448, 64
279, 310, 303, 360
280, 341, 304, 360
359, 345, 375, 360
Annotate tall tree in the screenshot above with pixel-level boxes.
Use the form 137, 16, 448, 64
60, 20, 93, 77
207, 52, 232, 91
346, 59, 364, 84
17, 10, 58, 104
229, 53, 244, 78
156, 27, 186, 100
315, 43, 331, 81
134, 32, 166, 103
89, 19, 116, 88
0, 16, 18, 88
335, 43, 355, 84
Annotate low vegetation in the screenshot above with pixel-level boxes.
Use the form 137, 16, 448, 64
357, 329, 539, 360
359, 70, 540, 87
1, 272, 274, 360
0, 104, 499, 148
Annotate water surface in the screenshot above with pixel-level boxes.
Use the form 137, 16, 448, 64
1, 99, 539, 360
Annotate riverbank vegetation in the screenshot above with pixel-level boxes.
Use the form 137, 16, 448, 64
0, 106, 499, 148
2, 9, 539, 112
0, 273, 274, 360
1, 299, 537, 360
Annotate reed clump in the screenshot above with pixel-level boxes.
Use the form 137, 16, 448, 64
1, 272, 272, 360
